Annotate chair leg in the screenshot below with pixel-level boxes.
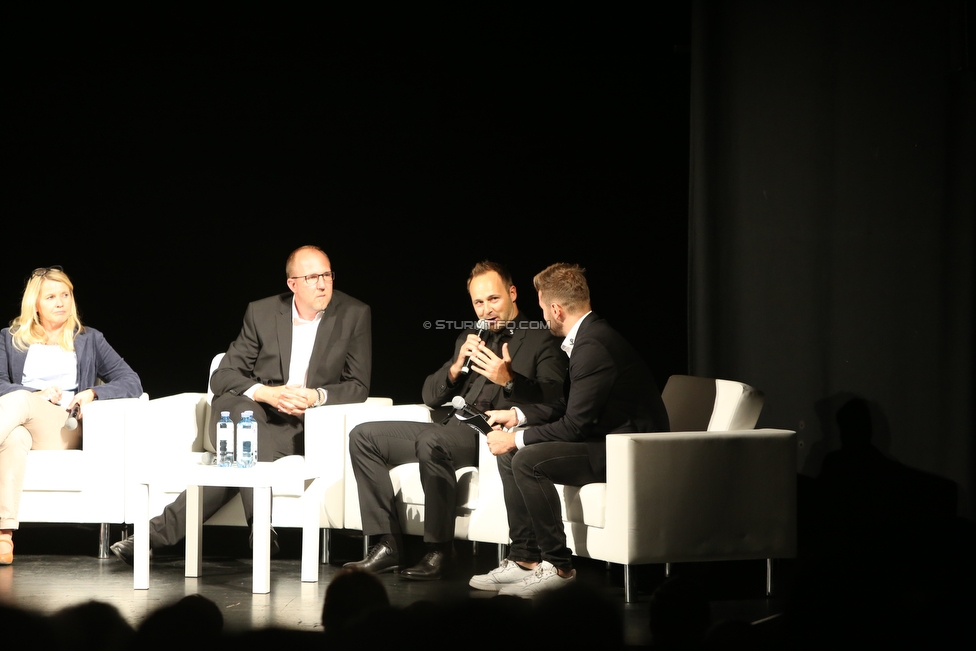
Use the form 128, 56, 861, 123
497, 543, 508, 566
98, 523, 111, 559
321, 529, 331, 564
623, 565, 636, 603
664, 562, 671, 578
363, 533, 369, 559
766, 558, 774, 597
472, 541, 478, 556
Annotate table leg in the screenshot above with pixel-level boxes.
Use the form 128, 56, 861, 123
185, 485, 203, 578
134, 483, 149, 590
301, 489, 320, 583
252, 485, 271, 594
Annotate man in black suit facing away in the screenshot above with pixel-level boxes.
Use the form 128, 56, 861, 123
111, 245, 371, 564
470, 262, 670, 597
345, 261, 567, 580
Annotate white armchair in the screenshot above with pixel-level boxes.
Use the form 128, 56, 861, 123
19, 394, 148, 557
554, 375, 797, 602
308, 403, 431, 534
123, 354, 394, 562
335, 405, 513, 561
337, 406, 509, 539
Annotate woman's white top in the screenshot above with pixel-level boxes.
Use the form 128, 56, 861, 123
22, 344, 78, 406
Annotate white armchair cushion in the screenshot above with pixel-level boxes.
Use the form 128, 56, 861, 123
20, 394, 145, 527
269, 455, 309, 498
558, 483, 607, 529
397, 465, 479, 509
338, 403, 432, 531
710, 379, 765, 431
661, 375, 764, 432
23, 450, 86, 491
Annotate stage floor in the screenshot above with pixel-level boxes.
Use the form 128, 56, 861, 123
0, 524, 786, 647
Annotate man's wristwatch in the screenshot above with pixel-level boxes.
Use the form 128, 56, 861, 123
503, 379, 514, 394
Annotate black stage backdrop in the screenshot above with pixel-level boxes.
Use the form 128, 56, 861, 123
2, 11, 690, 411
7, 3, 972, 525
689, 0, 975, 519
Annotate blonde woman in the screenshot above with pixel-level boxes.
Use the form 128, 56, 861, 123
0, 267, 142, 564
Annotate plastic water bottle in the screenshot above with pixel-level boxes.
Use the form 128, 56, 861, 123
236, 410, 258, 468
216, 411, 235, 467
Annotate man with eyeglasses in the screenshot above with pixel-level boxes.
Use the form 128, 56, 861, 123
111, 245, 371, 564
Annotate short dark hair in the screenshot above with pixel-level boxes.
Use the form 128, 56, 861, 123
467, 260, 513, 290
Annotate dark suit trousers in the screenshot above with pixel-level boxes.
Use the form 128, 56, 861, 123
498, 441, 605, 572
348, 418, 479, 543
148, 394, 303, 548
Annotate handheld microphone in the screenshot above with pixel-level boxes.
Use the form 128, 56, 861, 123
64, 404, 81, 431
451, 396, 493, 434
459, 319, 488, 375
451, 395, 487, 417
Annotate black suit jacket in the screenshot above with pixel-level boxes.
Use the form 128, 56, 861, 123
519, 312, 669, 473
210, 290, 371, 405
421, 315, 567, 416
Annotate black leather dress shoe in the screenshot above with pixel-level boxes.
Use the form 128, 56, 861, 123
110, 537, 149, 566
401, 550, 453, 581
343, 541, 399, 574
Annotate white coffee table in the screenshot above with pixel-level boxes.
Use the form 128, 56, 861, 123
133, 461, 321, 593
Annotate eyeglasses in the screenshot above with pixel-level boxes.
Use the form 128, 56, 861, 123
290, 271, 336, 286
32, 266, 64, 278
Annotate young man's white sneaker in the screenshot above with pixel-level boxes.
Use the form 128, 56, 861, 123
496, 560, 576, 598
469, 558, 535, 591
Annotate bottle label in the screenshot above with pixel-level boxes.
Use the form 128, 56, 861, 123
216, 421, 235, 467
236, 420, 257, 468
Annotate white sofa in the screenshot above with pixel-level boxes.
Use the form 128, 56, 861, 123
19, 394, 147, 557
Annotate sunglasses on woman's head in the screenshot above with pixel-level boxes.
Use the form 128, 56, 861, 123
32, 266, 64, 278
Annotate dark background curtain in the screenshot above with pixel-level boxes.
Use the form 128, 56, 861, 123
4, 3, 973, 526
689, 0, 975, 519
2, 10, 690, 432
